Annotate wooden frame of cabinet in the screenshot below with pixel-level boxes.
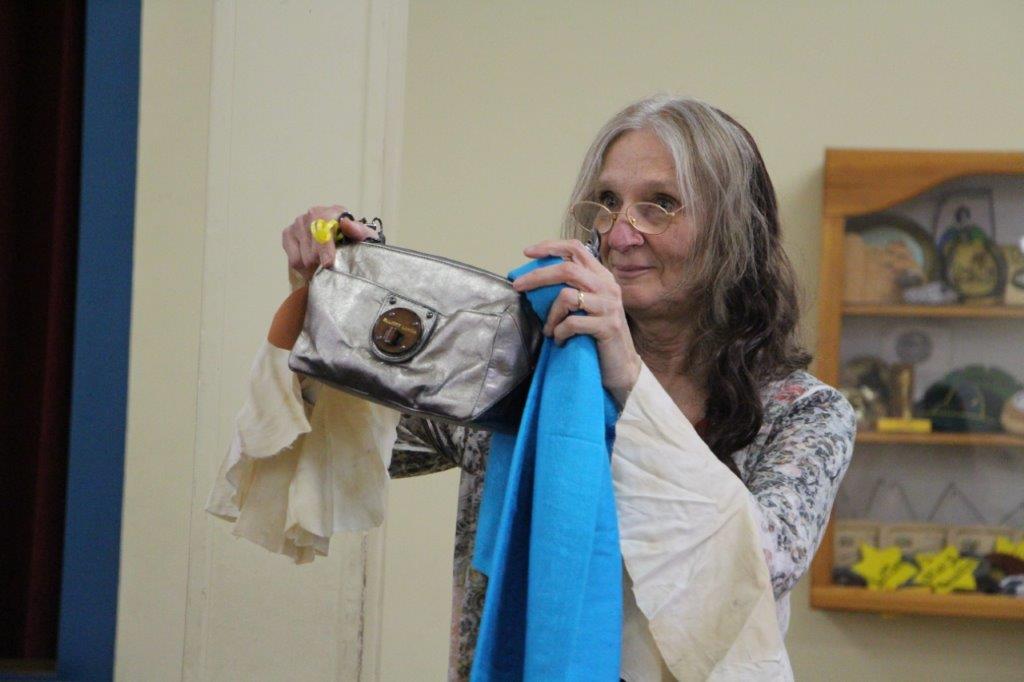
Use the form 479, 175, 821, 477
810, 148, 1024, 620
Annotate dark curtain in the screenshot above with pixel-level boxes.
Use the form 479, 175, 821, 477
0, 0, 85, 662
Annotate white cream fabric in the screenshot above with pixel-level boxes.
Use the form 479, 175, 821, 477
613, 362, 793, 681
206, 341, 401, 563
208, 344, 791, 679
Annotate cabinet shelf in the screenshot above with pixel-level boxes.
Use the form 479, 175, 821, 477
856, 431, 1024, 448
812, 149, 1024, 622
843, 304, 1024, 319
810, 586, 1024, 621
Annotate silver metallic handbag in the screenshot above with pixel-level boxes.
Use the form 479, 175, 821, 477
288, 217, 544, 434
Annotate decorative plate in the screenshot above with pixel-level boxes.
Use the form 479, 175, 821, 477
847, 213, 939, 282
940, 228, 1006, 299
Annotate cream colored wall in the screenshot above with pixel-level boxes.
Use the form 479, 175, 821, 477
124, 1, 1023, 680
118, 1, 212, 677
383, 1, 1024, 680
121, 1, 406, 680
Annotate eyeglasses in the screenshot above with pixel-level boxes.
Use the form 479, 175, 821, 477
569, 200, 683, 236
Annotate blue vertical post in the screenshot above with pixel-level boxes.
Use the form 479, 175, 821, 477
56, 0, 140, 679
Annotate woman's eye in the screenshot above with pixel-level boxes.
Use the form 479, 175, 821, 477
653, 194, 678, 211
597, 191, 619, 209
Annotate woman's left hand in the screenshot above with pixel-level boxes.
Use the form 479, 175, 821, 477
512, 239, 642, 405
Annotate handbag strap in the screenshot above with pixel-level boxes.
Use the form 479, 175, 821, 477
337, 212, 386, 245
336, 211, 601, 258
584, 228, 600, 259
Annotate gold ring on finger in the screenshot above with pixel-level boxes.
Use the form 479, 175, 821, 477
576, 289, 585, 311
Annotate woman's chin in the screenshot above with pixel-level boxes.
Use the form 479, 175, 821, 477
621, 287, 661, 317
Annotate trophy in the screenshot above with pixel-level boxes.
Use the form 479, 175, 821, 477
876, 330, 933, 434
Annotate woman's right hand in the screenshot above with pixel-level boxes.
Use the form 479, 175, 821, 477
281, 204, 379, 281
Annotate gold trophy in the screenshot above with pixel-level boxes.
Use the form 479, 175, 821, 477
876, 331, 933, 434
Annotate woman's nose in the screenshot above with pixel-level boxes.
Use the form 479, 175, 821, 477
605, 214, 644, 251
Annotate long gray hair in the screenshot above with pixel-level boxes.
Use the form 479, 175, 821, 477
564, 95, 811, 472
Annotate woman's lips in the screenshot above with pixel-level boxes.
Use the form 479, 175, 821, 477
612, 266, 653, 279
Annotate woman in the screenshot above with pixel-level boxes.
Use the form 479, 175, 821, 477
272, 95, 856, 679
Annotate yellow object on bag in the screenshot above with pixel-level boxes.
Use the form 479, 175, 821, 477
310, 218, 339, 244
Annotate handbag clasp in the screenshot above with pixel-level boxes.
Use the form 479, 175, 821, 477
369, 295, 436, 362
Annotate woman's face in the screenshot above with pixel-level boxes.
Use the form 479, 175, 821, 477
597, 128, 696, 321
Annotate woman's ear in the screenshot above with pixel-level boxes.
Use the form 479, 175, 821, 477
268, 286, 309, 350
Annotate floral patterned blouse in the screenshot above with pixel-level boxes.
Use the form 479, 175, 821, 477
387, 368, 856, 681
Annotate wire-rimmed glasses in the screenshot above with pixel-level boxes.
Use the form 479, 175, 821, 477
570, 200, 683, 236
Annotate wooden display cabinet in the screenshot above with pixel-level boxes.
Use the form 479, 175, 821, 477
810, 149, 1024, 620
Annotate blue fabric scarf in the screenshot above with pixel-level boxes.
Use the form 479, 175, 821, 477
470, 257, 622, 681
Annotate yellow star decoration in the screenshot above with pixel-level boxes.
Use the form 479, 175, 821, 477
913, 545, 978, 594
852, 544, 918, 591
994, 536, 1024, 561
